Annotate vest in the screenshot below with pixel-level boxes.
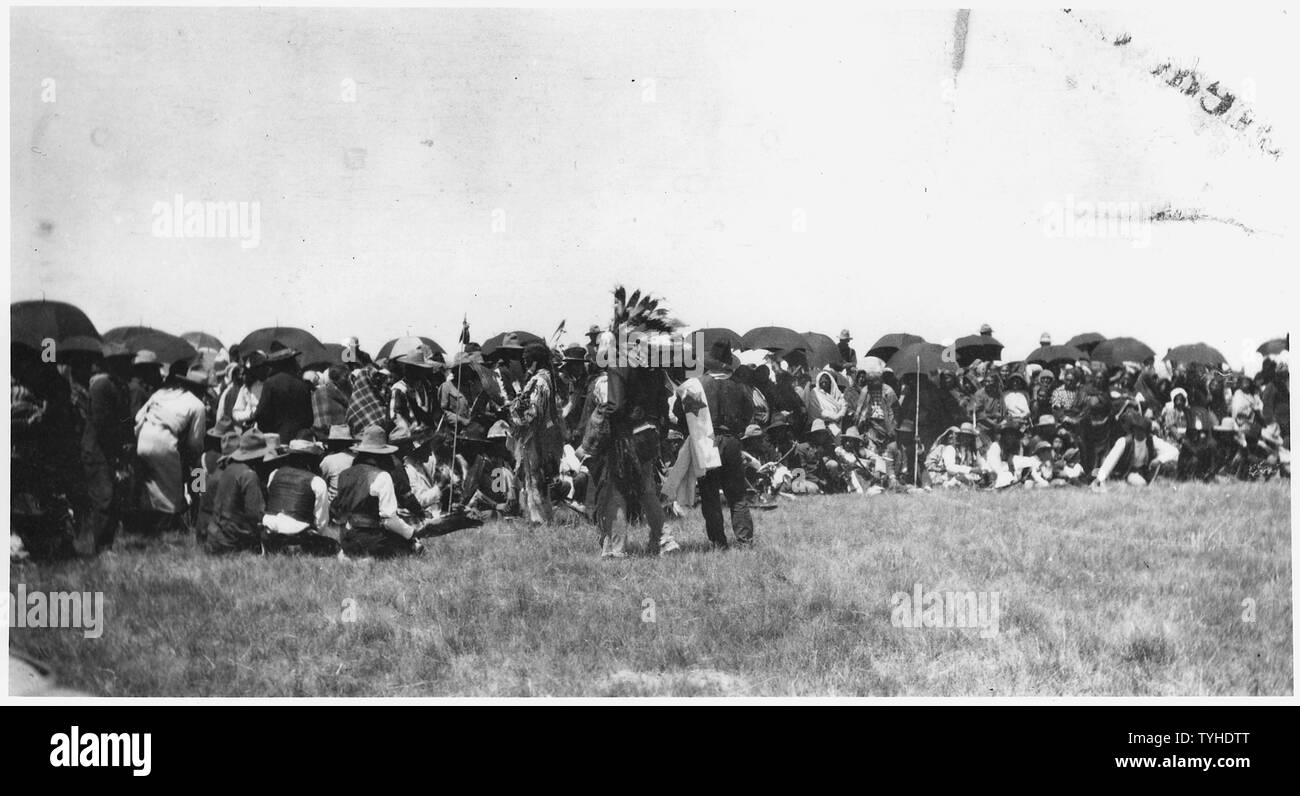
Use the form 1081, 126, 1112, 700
334, 463, 384, 528
266, 466, 317, 526
1114, 435, 1157, 479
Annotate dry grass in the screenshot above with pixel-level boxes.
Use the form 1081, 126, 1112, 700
9, 480, 1291, 696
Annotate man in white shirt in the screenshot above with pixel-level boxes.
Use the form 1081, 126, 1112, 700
1093, 416, 1179, 487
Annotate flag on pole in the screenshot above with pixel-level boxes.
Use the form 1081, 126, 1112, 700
458, 315, 471, 348
552, 319, 566, 344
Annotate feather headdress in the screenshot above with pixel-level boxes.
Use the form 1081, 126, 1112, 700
611, 286, 682, 336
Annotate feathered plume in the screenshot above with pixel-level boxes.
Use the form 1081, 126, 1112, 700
612, 285, 682, 335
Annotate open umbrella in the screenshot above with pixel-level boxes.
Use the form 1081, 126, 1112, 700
11, 299, 100, 351
740, 326, 809, 355
865, 332, 925, 361
693, 327, 744, 356
1257, 337, 1288, 356
481, 330, 543, 359
1065, 332, 1106, 353
376, 336, 445, 361
180, 331, 223, 351
887, 342, 957, 376
103, 326, 198, 366
953, 334, 1003, 367
1166, 343, 1227, 367
802, 332, 843, 370
1091, 337, 1155, 367
239, 327, 329, 368
1025, 344, 1087, 367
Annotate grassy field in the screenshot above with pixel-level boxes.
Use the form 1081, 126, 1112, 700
9, 481, 1292, 697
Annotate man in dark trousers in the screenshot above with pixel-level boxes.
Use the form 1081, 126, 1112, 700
254, 342, 314, 441
677, 341, 755, 549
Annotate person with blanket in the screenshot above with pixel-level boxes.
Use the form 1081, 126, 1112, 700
511, 343, 567, 524
804, 366, 846, 436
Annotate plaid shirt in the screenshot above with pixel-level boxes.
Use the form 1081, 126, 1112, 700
312, 382, 349, 433
346, 367, 391, 435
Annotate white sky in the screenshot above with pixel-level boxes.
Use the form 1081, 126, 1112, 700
10, 7, 1297, 365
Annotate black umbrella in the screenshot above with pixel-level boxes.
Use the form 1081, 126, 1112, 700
481, 330, 543, 359
1257, 337, 1288, 356
954, 334, 1003, 367
11, 299, 100, 351
239, 327, 329, 368
103, 326, 198, 366
887, 342, 957, 376
1166, 343, 1227, 367
865, 332, 925, 362
1065, 332, 1106, 354
1091, 337, 1155, 367
740, 326, 809, 355
802, 332, 843, 370
1025, 345, 1087, 367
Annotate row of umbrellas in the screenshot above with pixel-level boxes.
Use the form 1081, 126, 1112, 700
11, 300, 1289, 375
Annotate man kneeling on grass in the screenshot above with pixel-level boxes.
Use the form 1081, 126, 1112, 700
1092, 415, 1179, 488
332, 425, 426, 558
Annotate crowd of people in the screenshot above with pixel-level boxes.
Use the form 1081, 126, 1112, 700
10, 295, 1291, 563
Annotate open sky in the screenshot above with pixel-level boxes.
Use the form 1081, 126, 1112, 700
10, 7, 1296, 365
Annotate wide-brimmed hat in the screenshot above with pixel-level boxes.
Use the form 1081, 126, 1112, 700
172, 364, 211, 388
266, 438, 325, 462
1034, 439, 1053, 454
263, 341, 299, 365
561, 345, 588, 363
840, 426, 863, 441
487, 420, 511, 439
132, 349, 158, 366
765, 411, 791, 432
327, 424, 354, 442
957, 422, 977, 436
742, 424, 764, 440
351, 425, 397, 455
396, 348, 441, 370
1034, 414, 1057, 431
229, 429, 271, 461
585, 324, 602, 339
390, 426, 436, 451
839, 329, 852, 342
979, 323, 994, 335
808, 418, 828, 435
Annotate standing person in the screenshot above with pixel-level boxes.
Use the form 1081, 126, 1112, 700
511, 343, 567, 525
128, 350, 163, 418
676, 340, 755, 549
231, 352, 266, 427
205, 429, 270, 554
575, 293, 680, 558
254, 344, 314, 441
311, 365, 350, 436
133, 363, 209, 533
212, 363, 244, 434
332, 426, 424, 558
837, 329, 858, 369
86, 342, 135, 552
346, 358, 392, 434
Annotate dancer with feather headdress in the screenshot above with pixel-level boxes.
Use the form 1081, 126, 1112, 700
575, 287, 682, 558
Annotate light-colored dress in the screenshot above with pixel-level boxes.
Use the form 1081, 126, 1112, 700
135, 387, 206, 514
